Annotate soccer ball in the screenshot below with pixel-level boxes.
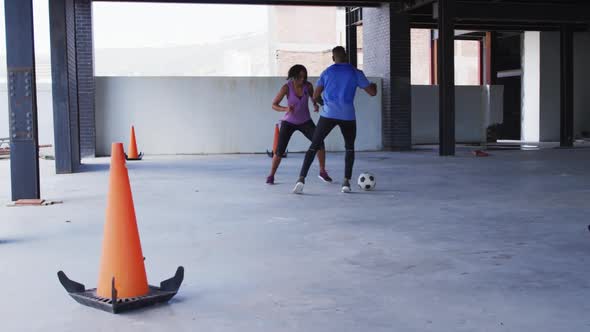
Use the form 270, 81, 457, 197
357, 172, 376, 191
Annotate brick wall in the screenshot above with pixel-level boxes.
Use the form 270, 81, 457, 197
66, 0, 81, 167
74, 0, 95, 158
363, 3, 412, 150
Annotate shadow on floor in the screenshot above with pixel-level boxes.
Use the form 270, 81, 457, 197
78, 163, 110, 173
0, 237, 32, 245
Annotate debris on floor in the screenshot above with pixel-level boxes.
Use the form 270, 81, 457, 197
472, 150, 490, 157
0, 142, 53, 160
7, 199, 63, 207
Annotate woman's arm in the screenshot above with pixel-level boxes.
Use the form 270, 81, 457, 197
272, 84, 291, 112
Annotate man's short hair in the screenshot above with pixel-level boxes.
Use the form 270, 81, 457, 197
332, 46, 347, 61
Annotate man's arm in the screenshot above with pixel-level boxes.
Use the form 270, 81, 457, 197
363, 83, 378, 97
313, 85, 325, 106
307, 82, 320, 112
357, 69, 377, 97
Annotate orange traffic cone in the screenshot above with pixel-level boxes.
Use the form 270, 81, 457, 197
266, 123, 287, 158
125, 126, 143, 161
97, 142, 148, 298
57, 143, 183, 313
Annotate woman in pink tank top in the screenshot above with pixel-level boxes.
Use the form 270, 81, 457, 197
266, 65, 332, 185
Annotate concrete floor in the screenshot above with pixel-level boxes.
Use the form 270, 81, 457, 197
1, 148, 590, 331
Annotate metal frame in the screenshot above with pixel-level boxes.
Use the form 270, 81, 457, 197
345, 7, 359, 68
452, 2, 590, 24
404, 0, 589, 31
430, 30, 437, 85
349, 6, 362, 23
94, 0, 382, 6
483, 31, 497, 85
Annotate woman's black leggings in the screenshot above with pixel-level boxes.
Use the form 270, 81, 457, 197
299, 116, 356, 180
276, 120, 325, 156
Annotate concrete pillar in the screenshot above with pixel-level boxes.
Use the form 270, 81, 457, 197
437, 0, 456, 155
574, 31, 590, 138
522, 31, 562, 143
4, 0, 41, 200
560, 25, 574, 147
49, 0, 95, 172
363, 2, 412, 151
75, 0, 96, 158
49, 0, 81, 173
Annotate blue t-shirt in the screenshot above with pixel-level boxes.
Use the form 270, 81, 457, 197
316, 63, 371, 121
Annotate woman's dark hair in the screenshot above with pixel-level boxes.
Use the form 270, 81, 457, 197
287, 64, 308, 81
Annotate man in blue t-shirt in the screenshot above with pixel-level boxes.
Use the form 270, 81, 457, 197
293, 46, 377, 194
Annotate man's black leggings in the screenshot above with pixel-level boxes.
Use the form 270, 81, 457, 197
299, 116, 356, 180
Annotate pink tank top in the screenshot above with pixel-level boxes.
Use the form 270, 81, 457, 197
282, 80, 312, 125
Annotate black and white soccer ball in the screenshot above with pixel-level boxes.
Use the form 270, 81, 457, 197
357, 172, 376, 191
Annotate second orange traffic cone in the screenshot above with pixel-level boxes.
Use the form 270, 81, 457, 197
266, 123, 287, 158
126, 126, 143, 161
